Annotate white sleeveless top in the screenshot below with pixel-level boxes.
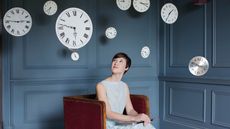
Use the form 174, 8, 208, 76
100, 80, 127, 125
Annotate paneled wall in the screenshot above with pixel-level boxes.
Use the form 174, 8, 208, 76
2, 0, 159, 129
160, 0, 230, 129
0, 1, 3, 128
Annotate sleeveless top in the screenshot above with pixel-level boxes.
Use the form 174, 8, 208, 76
100, 80, 127, 126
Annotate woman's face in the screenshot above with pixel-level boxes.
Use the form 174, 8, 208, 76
111, 57, 128, 74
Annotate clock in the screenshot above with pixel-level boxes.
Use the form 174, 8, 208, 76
3, 7, 32, 36
55, 7, 93, 50
105, 27, 117, 39
141, 46, 150, 58
161, 3, 178, 24
43, 0, 58, 16
71, 51, 80, 61
133, 0, 150, 13
188, 56, 209, 76
116, 0, 132, 11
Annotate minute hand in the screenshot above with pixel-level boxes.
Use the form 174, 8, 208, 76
59, 24, 76, 30
166, 9, 174, 21
140, 2, 149, 7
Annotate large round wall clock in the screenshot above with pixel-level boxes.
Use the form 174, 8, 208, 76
116, 0, 132, 11
133, 0, 150, 13
3, 7, 32, 36
43, 0, 58, 16
55, 7, 93, 61
188, 56, 209, 76
161, 3, 178, 24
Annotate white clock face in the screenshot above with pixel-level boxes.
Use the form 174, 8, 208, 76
188, 56, 209, 76
55, 8, 93, 49
141, 46, 150, 58
133, 0, 150, 13
116, 0, 132, 11
43, 0, 58, 16
3, 7, 32, 36
71, 52, 79, 61
105, 27, 117, 39
161, 3, 178, 24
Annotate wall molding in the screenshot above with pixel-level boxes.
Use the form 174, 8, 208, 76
211, 90, 230, 128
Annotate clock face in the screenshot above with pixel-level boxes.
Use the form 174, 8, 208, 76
161, 3, 178, 24
141, 46, 150, 58
105, 27, 117, 39
188, 56, 209, 76
3, 7, 32, 36
71, 52, 80, 61
43, 0, 58, 16
116, 0, 132, 11
133, 0, 150, 13
55, 8, 93, 49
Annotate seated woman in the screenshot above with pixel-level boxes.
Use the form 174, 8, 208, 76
96, 52, 156, 129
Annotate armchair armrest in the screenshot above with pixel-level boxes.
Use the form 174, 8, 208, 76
130, 94, 150, 116
64, 95, 106, 129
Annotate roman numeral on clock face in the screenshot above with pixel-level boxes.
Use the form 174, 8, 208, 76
66, 12, 71, 17
84, 34, 88, 39
65, 38, 70, 44
73, 11, 77, 16
60, 32, 65, 38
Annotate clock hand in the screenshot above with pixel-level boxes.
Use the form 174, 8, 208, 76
59, 24, 76, 30
18, 20, 28, 23
6, 20, 20, 23
46, 7, 51, 13
140, 2, 149, 7
166, 9, 174, 21
6, 20, 27, 23
73, 27, 77, 40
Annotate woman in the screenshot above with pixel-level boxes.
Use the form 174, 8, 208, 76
96, 52, 156, 129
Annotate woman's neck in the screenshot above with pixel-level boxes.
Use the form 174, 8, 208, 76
108, 74, 123, 82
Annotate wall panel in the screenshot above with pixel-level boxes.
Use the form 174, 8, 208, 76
160, 0, 230, 129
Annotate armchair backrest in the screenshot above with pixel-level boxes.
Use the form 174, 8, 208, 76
63, 94, 150, 129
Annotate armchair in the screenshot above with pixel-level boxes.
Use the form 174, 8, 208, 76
63, 94, 150, 129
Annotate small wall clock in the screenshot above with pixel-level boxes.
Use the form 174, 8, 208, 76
188, 56, 209, 76
55, 7, 93, 61
133, 0, 150, 13
105, 27, 117, 39
71, 51, 80, 61
3, 7, 32, 36
161, 3, 178, 24
116, 0, 132, 11
43, 0, 58, 16
141, 46, 150, 58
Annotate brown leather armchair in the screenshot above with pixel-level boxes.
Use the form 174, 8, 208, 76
63, 94, 150, 129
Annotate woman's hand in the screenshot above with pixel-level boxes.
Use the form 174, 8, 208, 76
134, 113, 151, 126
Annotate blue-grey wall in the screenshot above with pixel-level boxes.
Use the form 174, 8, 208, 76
160, 0, 230, 129
2, 0, 159, 129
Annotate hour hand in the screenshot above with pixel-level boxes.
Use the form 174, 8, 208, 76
73, 28, 77, 39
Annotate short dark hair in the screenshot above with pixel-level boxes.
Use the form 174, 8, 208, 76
112, 52, 131, 74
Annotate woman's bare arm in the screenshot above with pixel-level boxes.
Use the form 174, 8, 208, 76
96, 83, 136, 123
